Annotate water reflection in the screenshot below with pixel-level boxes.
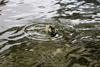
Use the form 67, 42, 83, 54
0, 0, 9, 6
0, 0, 100, 67
78, 0, 100, 4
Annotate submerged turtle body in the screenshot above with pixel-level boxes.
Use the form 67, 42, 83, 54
45, 25, 57, 37
33, 25, 71, 67
34, 48, 63, 67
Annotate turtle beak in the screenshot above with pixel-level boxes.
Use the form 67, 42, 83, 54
48, 28, 52, 33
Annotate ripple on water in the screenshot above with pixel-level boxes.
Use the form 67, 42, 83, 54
24, 23, 48, 41
0, 19, 64, 54
24, 20, 64, 42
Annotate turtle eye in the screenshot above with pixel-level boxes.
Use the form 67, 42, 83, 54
51, 27, 55, 30
49, 26, 52, 28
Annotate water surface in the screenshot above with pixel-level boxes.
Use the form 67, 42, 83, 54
0, 0, 100, 67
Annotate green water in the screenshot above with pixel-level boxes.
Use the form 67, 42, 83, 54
0, 0, 100, 67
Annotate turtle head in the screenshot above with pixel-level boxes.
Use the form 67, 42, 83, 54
46, 25, 57, 37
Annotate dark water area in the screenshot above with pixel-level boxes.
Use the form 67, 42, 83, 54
0, 0, 100, 67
